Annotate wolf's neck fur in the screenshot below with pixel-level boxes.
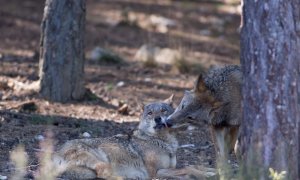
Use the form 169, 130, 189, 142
133, 129, 178, 154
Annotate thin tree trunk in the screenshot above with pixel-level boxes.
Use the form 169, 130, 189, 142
240, 0, 300, 179
39, 0, 86, 102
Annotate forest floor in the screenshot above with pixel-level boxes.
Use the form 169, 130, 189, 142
0, 0, 240, 179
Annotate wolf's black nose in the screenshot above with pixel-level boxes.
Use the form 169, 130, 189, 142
154, 117, 162, 123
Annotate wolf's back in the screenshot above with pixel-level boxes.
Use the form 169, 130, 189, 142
205, 65, 242, 96
205, 65, 242, 126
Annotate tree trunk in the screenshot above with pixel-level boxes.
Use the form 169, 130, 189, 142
39, 0, 86, 102
240, 0, 300, 179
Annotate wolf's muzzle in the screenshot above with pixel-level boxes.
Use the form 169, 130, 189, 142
154, 117, 172, 129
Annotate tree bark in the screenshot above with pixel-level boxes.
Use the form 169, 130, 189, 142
39, 0, 86, 102
240, 0, 300, 179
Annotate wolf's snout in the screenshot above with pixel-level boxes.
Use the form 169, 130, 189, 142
165, 118, 173, 128
154, 117, 164, 129
154, 117, 162, 123
154, 116, 173, 129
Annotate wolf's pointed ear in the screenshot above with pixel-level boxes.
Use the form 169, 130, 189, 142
140, 102, 145, 111
164, 94, 174, 106
194, 74, 207, 94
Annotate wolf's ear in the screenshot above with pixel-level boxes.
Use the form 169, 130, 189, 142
194, 74, 207, 94
164, 94, 174, 106
140, 102, 145, 111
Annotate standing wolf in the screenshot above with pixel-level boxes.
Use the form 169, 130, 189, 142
166, 65, 242, 160
53, 95, 179, 179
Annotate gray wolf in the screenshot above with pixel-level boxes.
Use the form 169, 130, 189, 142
53, 95, 180, 179
166, 65, 242, 160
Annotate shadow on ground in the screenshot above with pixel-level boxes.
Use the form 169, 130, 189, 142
0, 110, 139, 178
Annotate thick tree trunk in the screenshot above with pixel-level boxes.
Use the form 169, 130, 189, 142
240, 0, 300, 179
39, 0, 86, 102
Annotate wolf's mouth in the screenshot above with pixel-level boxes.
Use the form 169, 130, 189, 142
165, 122, 173, 128
154, 122, 171, 129
154, 116, 172, 129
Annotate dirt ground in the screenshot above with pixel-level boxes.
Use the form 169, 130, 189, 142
0, 0, 240, 179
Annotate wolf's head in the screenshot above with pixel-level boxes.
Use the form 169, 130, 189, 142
166, 74, 224, 127
138, 95, 175, 135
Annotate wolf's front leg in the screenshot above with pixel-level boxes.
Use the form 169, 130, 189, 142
211, 126, 227, 159
212, 126, 231, 161
216, 129, 226, 158
227, 125, 239, 154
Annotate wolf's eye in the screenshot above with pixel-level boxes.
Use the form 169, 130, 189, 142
161, 108, 167, 113
147, 111, 152, 115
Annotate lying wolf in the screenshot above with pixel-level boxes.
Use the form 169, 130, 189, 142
53, 95, 180, 179
166, 65, 242, 160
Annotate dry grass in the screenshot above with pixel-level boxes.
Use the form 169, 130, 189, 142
9, 132, 60, 180
10, 146, 28, 180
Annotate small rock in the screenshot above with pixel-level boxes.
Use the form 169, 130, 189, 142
134, 44, 158, 63
149, 15, 176, 33
111, 99, 120, 107
128, 111, 135, 116
0, 175, 7, 180
144, 78, 152, 82
150, 15, 176, 27
35, 135, 45, 141
89, 47, 123, 64
90, 47, 103, 61
155, 48, 182, 64
104, 18, 120, 27
82, 132, 91, 138
1, 94, 9, 100
116, 81, 125, 87
156, 24, 168, 33
135, 44, 183, 66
